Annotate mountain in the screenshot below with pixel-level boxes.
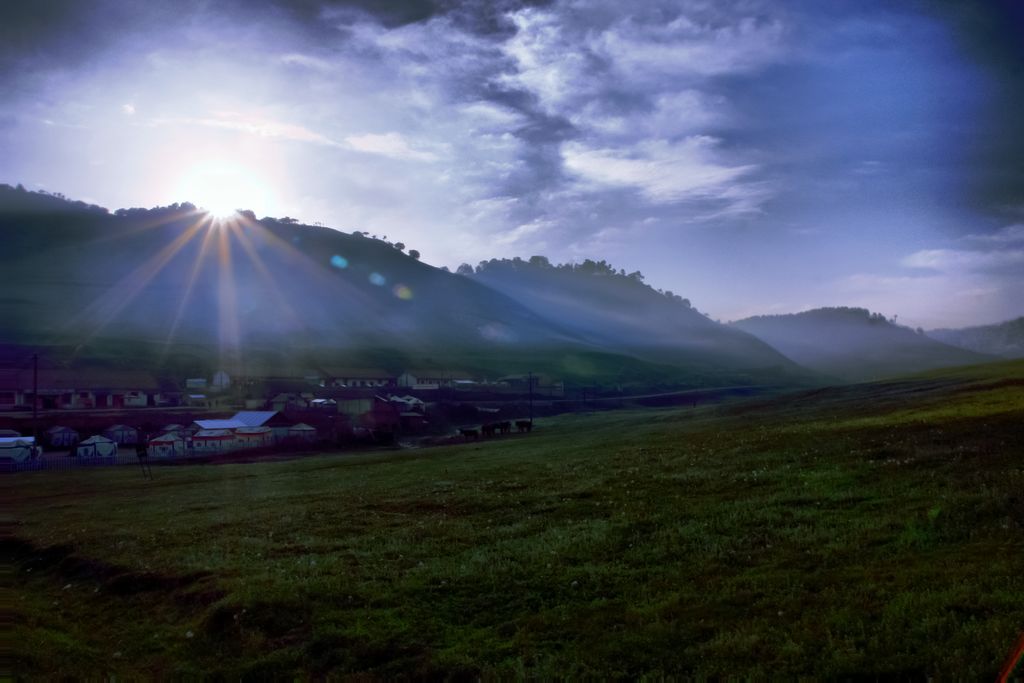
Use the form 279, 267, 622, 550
730, 307, 994, 382
927, 317, 1024, 358
0, 185, 807, 388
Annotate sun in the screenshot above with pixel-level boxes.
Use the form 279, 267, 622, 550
175, 161, 276, 219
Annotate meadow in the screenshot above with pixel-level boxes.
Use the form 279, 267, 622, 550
5, 361, 1024, 678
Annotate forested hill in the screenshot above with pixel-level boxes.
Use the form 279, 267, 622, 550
0, 184, 806, 387
928, 317, 1024, 358
467, 257, 796, 372
731, 307, 993, 381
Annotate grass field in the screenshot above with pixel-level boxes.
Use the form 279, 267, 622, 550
5, 361, 1024, 678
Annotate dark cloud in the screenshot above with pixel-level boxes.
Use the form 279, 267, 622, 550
925, 0, 1024, 216
0, 1, 121, 78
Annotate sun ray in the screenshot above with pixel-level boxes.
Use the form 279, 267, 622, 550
227, 222, 307, 334
88, 206, 205, 245
216, 220, 242, 375
62, 214, 210, 349
162, 217, 219, 357
234, 213, 379, 309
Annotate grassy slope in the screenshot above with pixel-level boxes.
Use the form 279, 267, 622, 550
5, 361, 1024, 678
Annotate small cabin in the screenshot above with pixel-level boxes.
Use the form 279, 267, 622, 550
77, 435, 117, 458
150, 433, 187, 457
286, 423, 318, 443
0, 436, 40, 462
47, 425, 80, 448
235, 426, 274, 450
191, 429, 236, 452
103, 424, 139, 445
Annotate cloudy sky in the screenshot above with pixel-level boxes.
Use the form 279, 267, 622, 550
2, 0, 1022, 328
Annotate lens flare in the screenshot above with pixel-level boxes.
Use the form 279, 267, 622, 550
393, 284, 413, 300
369, 272, 387, 286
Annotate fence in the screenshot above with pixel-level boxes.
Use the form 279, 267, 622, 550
2, 451, 203, 473
0, 441, 340, 473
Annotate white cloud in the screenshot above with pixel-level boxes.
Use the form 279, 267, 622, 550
570, 89, 728, 140
279, 53, 334, 72
121, 103, 135, 115
594, 14, 787, 81
499, 9, 592, 114
343, 132, 440, 162
493, 218, 552, 245
562, 136, 757, 207
902, 248, 1024, 271
150, 112, 341, 148
458, 101, 526, 131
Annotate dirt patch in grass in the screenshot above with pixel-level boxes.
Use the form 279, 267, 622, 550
5, 537, 220, 600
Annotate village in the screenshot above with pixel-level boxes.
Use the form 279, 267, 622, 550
0, 366, 563, 468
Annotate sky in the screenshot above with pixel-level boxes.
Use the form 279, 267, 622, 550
1, 0, 1023, 328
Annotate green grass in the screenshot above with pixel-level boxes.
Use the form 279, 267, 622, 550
5, 360, 1024, 677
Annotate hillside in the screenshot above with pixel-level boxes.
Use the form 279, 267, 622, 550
928, 317, 1024, 358
469, 257, 797, 376
0, 185, 806, 388
6, 360, 1023, 677
731, 307, 992, 381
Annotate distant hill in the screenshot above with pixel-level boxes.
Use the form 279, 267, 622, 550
731, 307, 993, 382
0, 185, 808, 389
928, 317, 1024, 358
468, 257, 798, 378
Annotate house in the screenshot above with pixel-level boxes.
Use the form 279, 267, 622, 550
362, 396, 401, 431
324, 368, 397, 389
231, 411, 293, 441
185, 378, 208, 391
0, 371, 25, 410
396, 372, 420, 388
191, 411, 293, 445
211, 370, 231, 391
149, 433, 187, 457
270, 393, 307, 412
191, 429, 237, 452
155, 380, 183, 407
336, 396, 405, 431
235, 426, 274, 450
187, 394, 212, 408
338, 397, 373, 420
76, 435, 117, 458
389, 395, 426, 412
111, 389, 148, 408
309, 398, 337, 412
0, 368, 158, 410
0, 436, 40, 462
160, 423, 190, 436
398, 370, 475, 389
399, 412, 428, 431
286, 423, 318, 443
103, 424, 139, 445
46, 425, 79, 448
192, 418, 246, 431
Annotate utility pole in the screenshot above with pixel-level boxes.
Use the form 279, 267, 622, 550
32, 353, 38, 442
528, 371, 533, 424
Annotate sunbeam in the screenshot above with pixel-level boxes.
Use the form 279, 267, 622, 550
234, 213, 381, 311
162, 216, 219, 356
216, 219, 241, 373
62, 214, 210, 348
227, 221, 306, 334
